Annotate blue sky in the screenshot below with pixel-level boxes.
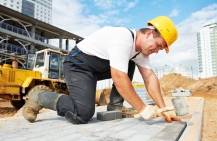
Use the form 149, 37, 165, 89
52, 0, 217, 76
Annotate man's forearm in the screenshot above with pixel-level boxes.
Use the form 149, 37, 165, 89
111, 67, 146, 112
144, 74, 166, 108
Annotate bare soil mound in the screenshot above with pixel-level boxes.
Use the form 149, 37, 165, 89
159, 73, 217, 98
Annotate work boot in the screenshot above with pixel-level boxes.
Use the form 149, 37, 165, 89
22, 90, 63, 123
107, 86, 139, 118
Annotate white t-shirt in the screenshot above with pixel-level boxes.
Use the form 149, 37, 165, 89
77, 26, 152, 73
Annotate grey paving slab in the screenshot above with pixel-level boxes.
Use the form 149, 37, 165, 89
0, 97, 204, 141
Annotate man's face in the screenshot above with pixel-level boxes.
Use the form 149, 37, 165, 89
140, 30, 167, 56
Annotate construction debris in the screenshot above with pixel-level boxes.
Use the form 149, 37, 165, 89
172, 87, 192, 97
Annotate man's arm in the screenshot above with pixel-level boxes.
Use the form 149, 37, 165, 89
110, 66, 146, 112
137, 65, 166, 108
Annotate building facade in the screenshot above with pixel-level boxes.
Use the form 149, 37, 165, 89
152, 65, 173, 79
0, 0, 52, 24
173, 64, 193, 78
153, 64, 193, 79
197, 18, 217, 78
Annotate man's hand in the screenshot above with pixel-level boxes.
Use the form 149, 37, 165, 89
138, 105, 157, 120
157, 107, 181, 123
137, 106, 181, 123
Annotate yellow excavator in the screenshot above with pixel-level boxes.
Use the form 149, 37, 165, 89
0, 49, 106, 109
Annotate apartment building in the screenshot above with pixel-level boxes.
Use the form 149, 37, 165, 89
197, 18, 217, 78
0, 0, 52, 24
153, 64, 193, 79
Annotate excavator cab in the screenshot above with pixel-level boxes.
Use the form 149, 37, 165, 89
33, 49, 66, 80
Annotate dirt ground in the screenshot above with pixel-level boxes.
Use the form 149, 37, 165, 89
0, 99, 18, 118
0, 73, 217, 141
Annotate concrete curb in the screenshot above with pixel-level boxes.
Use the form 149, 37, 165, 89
179, 98, 204, 141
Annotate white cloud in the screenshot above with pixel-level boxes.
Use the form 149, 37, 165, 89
149, 0, 163, 5
52, 0, 98, 37
52, 0, 126, 38
93, 0, 137, 11
105, 10, 119, 16
150, 4, 217, 74
93, 0, 114, 10
124, 0, 139, 11
93, 0, 127, 10
169, 9, 179, 17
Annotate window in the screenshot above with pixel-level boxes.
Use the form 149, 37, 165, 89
35, 53, 45, 67
50, 53, 59, 70
27, 54, 35, 70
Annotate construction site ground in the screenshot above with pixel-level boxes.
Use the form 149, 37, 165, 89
0, 97, 203, 141
0, 73, 217, 140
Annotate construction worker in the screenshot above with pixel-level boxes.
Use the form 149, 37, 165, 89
23, 16, 181, 124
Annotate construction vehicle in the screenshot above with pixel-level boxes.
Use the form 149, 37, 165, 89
0, 48, 106, 109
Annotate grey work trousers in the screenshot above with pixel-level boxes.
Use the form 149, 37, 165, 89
56, 46, 135, 123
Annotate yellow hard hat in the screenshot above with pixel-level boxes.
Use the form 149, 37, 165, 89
147, 16, 178, 53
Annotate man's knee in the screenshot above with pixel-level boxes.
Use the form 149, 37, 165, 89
76, 103, 95, 121
56, 95, 95, 123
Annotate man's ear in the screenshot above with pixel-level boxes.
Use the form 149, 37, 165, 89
145, 29, 152, 38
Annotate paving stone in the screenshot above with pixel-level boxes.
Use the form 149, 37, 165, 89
136, 127, 163, 136
126, 134, 152, 141
151, 122, 187, 141
110, 129, 139, 139
97, 111, 122, 121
